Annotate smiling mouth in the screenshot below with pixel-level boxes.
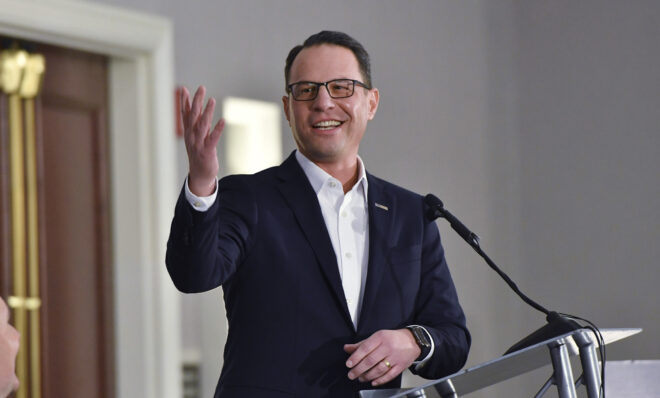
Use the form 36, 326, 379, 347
313, 120, 343, 130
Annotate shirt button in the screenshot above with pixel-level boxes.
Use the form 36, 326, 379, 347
341, 211, 348, 218
347, 299, 353, 304
345, 252, 352, 259
193, 201, 201, 207
329, 181, 337, 188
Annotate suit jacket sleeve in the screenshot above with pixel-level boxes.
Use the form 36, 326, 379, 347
166, 176, 257, 293
410, 214, 471, 379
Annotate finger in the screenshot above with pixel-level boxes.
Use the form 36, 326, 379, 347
182, 88, 196, 148
181, 86, 191, 126
346, 338, 380, 369
206, 118, 225, 148
190, 85, 206, 128
197, 96, 216, 139
359, 358, 395, 383
343, 343, 359, 354
348, 345, 388, 380
371, 364, 400, 387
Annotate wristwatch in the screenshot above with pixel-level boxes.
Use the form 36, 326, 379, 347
406, 325, 432, 361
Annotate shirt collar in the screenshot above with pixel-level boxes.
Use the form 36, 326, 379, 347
295, 150, 368, 197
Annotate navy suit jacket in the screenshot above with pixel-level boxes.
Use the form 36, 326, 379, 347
166, 152, 470, 398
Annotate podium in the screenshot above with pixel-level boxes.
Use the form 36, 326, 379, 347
360, 328, 641, 398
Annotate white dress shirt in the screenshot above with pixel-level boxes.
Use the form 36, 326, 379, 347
294, 151, 369, 328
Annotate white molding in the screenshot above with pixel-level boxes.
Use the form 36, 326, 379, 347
0, 0, 166, 56
0, 1, 180, 397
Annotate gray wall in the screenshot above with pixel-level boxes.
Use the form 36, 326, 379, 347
516, 0, 660, 362
85, 0, 660, 396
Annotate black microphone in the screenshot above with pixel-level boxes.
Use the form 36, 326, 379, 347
424, 193, 583, 354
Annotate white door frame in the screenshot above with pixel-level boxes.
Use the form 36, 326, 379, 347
0, 1, 180, 397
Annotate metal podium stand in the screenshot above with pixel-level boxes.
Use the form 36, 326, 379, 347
360, 328, 641, 398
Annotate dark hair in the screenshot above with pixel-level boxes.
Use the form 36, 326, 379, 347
284, 31, 372, 92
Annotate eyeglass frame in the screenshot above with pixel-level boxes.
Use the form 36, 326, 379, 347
286, 78, 371, 101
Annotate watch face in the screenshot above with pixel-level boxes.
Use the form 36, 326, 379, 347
408, 326, 432, 361
410, 326, 431, 348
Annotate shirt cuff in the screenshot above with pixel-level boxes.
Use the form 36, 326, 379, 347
410, 325, 435, 370
184, 176, 218, 212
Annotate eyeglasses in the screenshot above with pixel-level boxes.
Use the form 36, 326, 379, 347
287, 79, 370, 101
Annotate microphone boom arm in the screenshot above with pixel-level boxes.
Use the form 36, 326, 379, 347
424, 193, 582, 354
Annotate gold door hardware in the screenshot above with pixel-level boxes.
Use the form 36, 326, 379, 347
7, 296, 41, 310
1, 44, 45, 398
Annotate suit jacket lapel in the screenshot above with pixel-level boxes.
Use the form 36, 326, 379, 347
358, 173, 394, 332
275, 153, 354, 329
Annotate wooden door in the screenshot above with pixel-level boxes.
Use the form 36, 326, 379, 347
0, 40, 114, 398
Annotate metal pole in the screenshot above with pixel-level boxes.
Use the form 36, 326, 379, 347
434, 379, 456, 398
534, 376, 554, 398
549, 340, 577, 398
574, 330, 601, 397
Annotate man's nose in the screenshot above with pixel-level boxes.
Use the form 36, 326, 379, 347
312, 85, 335, 110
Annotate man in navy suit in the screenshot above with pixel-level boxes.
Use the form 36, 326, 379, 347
166, 31, 470, 397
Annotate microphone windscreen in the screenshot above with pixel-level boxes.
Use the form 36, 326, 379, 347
424, 194, 444, 221
424, 194, 444, 209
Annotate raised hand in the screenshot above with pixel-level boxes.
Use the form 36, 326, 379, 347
181, 85, 225, 196
344, 329, 421, 386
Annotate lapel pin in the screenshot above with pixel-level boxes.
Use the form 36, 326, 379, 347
375, 203, 389, 211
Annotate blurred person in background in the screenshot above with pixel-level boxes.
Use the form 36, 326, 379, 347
0, 297, 19, 397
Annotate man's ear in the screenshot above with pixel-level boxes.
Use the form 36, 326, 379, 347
282, 95, 291, 123
367, 88, 379, 120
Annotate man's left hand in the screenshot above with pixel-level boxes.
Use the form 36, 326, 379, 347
344, 329, 421, 386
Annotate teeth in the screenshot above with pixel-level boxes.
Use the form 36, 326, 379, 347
314, 120, 341, 128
